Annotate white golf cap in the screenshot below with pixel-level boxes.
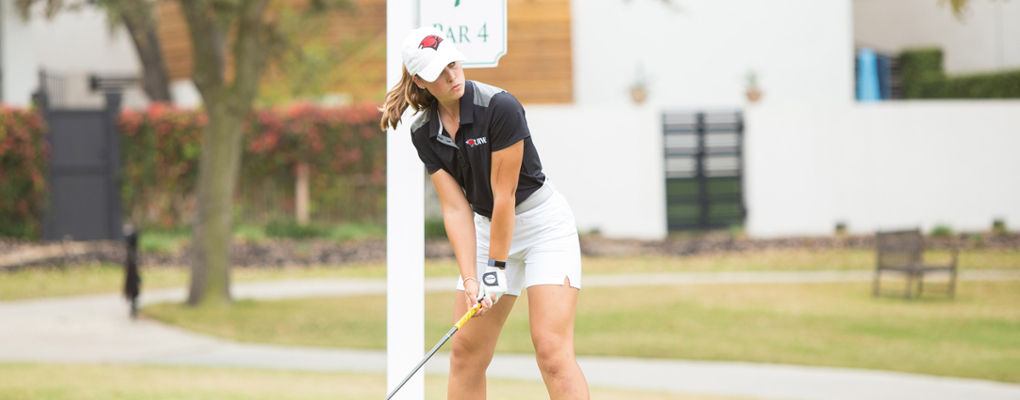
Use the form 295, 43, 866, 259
402, 27, 466, 82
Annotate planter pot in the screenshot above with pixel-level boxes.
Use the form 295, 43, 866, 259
746, 88, 762, 103
631, 87, 648, 104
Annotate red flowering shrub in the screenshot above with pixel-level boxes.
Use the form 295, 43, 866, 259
119, 104, 206, 227
0, 107, 48, 238
245, 102, 383, 179
119, 103, 384, 228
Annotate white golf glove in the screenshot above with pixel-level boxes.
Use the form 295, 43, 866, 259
477, 261, 508, 306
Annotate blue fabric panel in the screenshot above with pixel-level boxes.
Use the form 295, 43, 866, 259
857, 48, 881, 102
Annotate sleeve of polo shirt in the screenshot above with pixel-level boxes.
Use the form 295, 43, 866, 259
411, 130, 443, 175
487, 93, 531, 152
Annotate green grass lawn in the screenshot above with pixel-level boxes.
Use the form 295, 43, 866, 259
324, 248, 1020, 277
4, 248, 1019, 390
139, 223, 388, 254
0, 263, 187, 301
0, 364, 738, 400
2, 248, 1017, 301
582, 248, 1019, 274
0, 262, 384, 301
145, 280, 1020, 384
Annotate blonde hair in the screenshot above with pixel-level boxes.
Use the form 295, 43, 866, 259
379, 67, 435, 131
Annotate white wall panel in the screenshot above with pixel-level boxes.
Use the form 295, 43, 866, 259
525, 104, 667, 240
1, 0, 40, 106
745, 101, 1020, 237
573, 0, 855, 108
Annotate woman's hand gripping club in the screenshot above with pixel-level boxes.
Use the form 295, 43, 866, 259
463, 261, 508, 317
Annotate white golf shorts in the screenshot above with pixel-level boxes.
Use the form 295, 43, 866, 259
456, 181, 582, 296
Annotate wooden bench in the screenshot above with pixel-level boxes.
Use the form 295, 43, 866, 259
873, 229, 958, 299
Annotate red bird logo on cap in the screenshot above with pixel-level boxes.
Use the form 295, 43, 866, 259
419, 35, 443, 51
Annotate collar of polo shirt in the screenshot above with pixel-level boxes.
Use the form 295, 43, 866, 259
429, 81, 477, 139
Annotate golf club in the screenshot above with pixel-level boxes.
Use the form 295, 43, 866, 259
384, 301, 483, 400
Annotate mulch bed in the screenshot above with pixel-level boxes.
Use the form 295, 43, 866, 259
2, 232, 1018, 270
579, 233, 1020, 257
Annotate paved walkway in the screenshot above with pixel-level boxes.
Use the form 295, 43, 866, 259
2, 270, 1019, 400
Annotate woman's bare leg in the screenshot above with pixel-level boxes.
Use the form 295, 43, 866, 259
528, 277, 589, 399
447, 292, 516, 400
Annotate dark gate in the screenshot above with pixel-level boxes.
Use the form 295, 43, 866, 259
663, 111, 746, 231
34, 92, 124, 240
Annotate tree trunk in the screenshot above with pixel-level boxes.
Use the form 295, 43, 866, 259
181, 0, 271, 306
119, 0, 174, 103
187, 101, 245, 306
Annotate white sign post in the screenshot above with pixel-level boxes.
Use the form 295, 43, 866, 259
386, 1, 424, 400
419, 0, 508, 68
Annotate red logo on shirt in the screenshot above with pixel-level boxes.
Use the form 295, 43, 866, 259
466, 137, 487, 147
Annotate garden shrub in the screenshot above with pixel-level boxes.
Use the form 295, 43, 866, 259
0, 107, 48, 238
900, 48, 1020, 99
119, 102, 384, 229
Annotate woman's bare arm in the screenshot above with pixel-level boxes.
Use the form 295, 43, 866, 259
488, 140, 524, 262
429, 169, 487, 314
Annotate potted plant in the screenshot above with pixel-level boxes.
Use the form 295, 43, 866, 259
631, 83, 648, 104
630, 64, 649, 104
745, 71, 762, 103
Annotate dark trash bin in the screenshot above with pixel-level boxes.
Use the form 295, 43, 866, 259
124, 225, 141, 318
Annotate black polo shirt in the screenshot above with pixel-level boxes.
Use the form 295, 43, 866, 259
410, 80, 546, 219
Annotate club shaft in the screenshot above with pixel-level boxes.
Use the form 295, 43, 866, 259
384, 326, 457, 400
384, 304, 480, 400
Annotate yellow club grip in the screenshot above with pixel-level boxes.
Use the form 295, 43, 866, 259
454, 303, 482, 330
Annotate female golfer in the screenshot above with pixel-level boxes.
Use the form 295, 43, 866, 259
380, 27, 589, 399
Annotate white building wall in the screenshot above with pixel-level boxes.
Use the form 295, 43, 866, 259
27, 1, 202, 109
745, 101, 1020, 238
546, 0, 854, 239
525, 104, 666, 240
32, 4, 139, 75
29, 2, 152, 109
171, 79, 203, 109
854, 0, 1020, 74
1, 0, 40, 106
573, 0, 855, 108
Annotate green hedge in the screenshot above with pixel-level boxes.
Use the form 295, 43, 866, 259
0, 107, 48, 238
899, 48, 943, 99
919, 70, 1020, 99
901, 48, 1020, 99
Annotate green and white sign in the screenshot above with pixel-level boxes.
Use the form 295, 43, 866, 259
419, 0, 507, 68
